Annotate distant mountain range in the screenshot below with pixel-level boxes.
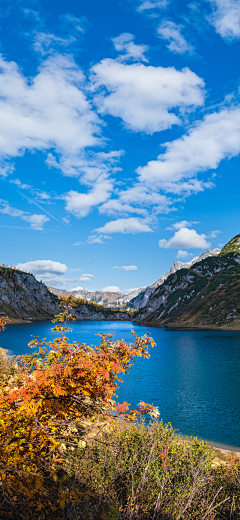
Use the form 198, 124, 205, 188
1, 233, 240, 329
0, 268, 131, 322
47, 248, 221, 310
47, 286, 144, 308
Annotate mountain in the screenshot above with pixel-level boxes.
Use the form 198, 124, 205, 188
47, 286, 144, 308
220, 233, 240, 255
0, 266, 130, 322
129, 248, 221, 310
133, 243, 240, 329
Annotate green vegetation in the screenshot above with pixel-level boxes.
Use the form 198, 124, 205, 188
1, 420, 240, 519
220, 233, 240, 255
133, 253, 240, 328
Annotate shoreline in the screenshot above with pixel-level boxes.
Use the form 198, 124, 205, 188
179, 433, 240, 456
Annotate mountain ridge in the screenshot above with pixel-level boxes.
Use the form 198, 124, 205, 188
133, 250, 240, 329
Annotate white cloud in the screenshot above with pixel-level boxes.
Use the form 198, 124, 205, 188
87, 234, 112, 244
137, 105, 240, 189
33, 33, 75, 55
64, 176, 113, 217
99, 199, 147, 216
101, 286, 121, 292
0, 54, 101, 175
16, 259, 67, 275
137, 0, 168, 12
79, 274, 94, 282
70, 285, 84, 291
166, 220, 200, 230
157, 21, 194, 54
10, 178, 31, 189
176, 250, 192, 259
112, 33, 148, 62
118, 185, 173, 213
91, 60, 205, 134
95, 217, 154, 234
46, 149, 122, 183
0, 200, 49, 230
16, 259, 94, 286
208, 229, 222, 238
159, 227, 211, 249
207, 0, 240, 40
112, 265, 138, 270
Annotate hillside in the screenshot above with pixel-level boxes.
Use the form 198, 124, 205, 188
133, 251, 240, 329
220, 233, 240, 255
129, 248, 220, 310
0, 267, 130, 322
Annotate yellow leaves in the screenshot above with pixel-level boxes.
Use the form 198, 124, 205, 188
0, 300, 157, 514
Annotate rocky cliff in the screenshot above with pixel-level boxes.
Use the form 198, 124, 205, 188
0, 267, 130, 322
133, 249, 240, 330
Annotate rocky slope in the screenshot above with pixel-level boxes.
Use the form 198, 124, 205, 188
129, 248, 221, 310
133, 249, 240, 329
47, 286, 144, 308
0, 267, 130, 322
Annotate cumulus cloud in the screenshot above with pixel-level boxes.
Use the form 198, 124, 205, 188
112, 33, 148, 62
207, 0, 240, 40
101, 286, 121, 292
157, 21, 194, 54
112, 265, 138, 270
0, 200, 49, 230
0, 54, 101, 178
95, 217, 154, 235
16, 259, 94, 286
64, 177, 113, 217
137, 105, 240, 190
91, 60, 205, 134
159, 227, 211, 249
16, 260, 68, 275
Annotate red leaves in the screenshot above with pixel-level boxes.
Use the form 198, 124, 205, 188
115, 401, 130, 414
0, 315, 10, 331
0, 297, 157, 441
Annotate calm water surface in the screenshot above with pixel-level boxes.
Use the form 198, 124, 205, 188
1, 320, 240, 448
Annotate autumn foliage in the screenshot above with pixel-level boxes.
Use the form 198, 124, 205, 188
0, 297, 157, 515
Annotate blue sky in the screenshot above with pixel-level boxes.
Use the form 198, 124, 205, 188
0, 0, 240, 291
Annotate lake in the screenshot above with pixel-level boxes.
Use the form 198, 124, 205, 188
1, 320, 240, 449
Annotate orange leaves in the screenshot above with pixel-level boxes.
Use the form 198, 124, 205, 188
0, 298, 157, 512
0, 315, 10, 331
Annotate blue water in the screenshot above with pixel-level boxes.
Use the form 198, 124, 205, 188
1, 320, 240, 448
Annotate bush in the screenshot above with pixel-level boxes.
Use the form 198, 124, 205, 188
0, 305, 240, 519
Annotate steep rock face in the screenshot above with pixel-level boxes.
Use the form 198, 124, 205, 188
0, 267, 59, 320
129, 248, 221, 310
133, 253, 240, 329
0, 267, 130, 321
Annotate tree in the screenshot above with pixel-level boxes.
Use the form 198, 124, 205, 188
0, 297, 157, 512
